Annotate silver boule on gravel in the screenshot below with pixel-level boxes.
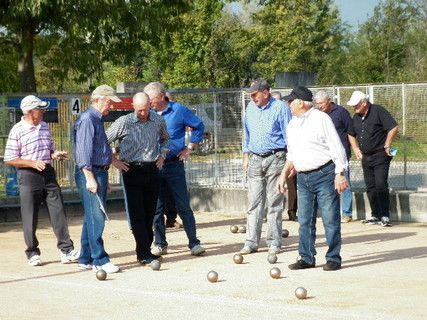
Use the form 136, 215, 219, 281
269, 267, 281, 279
295, 287, 308, 299
233, 253, 244, 264
207, 270, 219, 283
267, 253, 278, 264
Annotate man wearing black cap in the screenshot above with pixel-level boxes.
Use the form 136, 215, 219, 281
278, 86, 349, 271
240, 79, 292, 255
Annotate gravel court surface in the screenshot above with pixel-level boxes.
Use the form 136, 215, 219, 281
0, 211, 426, 320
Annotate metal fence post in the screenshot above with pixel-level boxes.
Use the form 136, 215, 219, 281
402, 83, 408, 189
241, 90, 247, 189
213, 91, 219, 186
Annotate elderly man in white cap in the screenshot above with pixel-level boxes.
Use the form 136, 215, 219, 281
4, 95, 78, 266
73, 84, 122, 273
347, 91, 398, 227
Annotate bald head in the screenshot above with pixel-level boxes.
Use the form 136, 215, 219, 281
133, 92, 150, 121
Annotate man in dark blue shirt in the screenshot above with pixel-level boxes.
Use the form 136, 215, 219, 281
144, 82, 206, 257
314, 90, 353, 223
73, 84, 121, 274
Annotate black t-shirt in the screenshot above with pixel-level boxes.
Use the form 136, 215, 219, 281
348, 104, 397, 154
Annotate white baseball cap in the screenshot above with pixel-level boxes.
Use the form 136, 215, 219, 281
20, 95, 49, 112
347, 91, 368, 106
91, 84, 121, 102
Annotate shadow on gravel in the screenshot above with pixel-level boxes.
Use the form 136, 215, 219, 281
344, 246, 427, 268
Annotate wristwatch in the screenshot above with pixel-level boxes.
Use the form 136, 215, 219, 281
338, 171, 345, 176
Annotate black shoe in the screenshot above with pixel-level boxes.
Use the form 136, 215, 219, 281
323, 261, 341, 271
288, 211, 298, 221
288, 259, 315, 270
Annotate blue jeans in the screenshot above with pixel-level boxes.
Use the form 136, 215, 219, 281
75, 167, 110, 266
297, 162, 342, 265
341, 169, 353, 217
153, 160, 200, 249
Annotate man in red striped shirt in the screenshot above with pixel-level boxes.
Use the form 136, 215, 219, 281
4, 95, 78, 266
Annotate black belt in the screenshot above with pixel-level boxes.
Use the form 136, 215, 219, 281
129, 161, 156, 166
164, 156, 180, 163
252, 148, 287, 158
300, 160, 333, 174
93, 165, 110, 170
362, 148, 385, 156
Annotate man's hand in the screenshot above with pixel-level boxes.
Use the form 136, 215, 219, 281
156, 156, 165, 169
85, 175, 98, 193
277, 161, 294, 193
243, 153, 249, 172
335, 174, 349, 194
178, 147, 192, 161
51, 150, 68, 160
32, 160, 46, 172
354, 148, 363, 160
112, 157, 129, 172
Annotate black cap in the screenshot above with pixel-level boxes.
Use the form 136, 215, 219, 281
283, 86, 313, 102
246, 79, 270, 94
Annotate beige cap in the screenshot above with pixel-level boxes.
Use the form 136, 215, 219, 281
20, 95, 49, 112
92, 85, 122, 103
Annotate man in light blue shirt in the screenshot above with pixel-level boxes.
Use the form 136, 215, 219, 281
241, 79, 292, 255
144, 82, 206, 257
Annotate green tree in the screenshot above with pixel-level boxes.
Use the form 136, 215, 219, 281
249, 0, 345, 84
0, 0, 189, 92
343, 0, 423, 83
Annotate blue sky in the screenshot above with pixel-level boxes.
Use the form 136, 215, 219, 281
334, 0, 380, 29
228, 1, 380, 30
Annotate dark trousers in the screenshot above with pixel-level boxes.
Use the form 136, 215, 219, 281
286, 174, 298, 216
362, 153, 392, 218
164, 183, 178, 224
17, 166, 74, 259
122, 163, 160, 260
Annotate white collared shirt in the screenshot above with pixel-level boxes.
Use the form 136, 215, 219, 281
286, 108, 348, 173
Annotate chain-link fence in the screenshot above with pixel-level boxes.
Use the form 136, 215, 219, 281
0, 83, 426, 196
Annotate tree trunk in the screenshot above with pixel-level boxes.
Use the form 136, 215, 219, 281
17, 26, 36, 93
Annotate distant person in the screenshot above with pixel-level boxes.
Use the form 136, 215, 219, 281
106, 92, 169, 265
144, 82, 206, 257
241, 79, 292, 255
347, 91, 398, 227
4, 95, 78, 266
73, 84, 121, 273
314, 90, 353, 223
279, 86, 348, 271
163, 91, 183, 229
268, 90, 298, 221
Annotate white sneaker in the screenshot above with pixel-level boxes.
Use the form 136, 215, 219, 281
78, 263, 92, 271
28, 255, 42, 266
151, 246, 168, 256
268, 246, 281, 254
93, 262, 120, 274
190, 244, 206, 256
60, 249, 80, 264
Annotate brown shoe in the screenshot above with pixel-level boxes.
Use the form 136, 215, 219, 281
288, 211, 298, 221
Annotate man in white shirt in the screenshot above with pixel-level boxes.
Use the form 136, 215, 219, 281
278, 86, 349, 271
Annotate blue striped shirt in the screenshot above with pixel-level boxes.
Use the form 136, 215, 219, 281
73, 107, 112, 169
243, 97, 292, 154
158, 101, 204, 158
106, 111, 170, 162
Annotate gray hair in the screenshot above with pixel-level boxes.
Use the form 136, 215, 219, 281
271, 91, 282, 100
313, 90, 331, 102
143, 82, 166, 99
